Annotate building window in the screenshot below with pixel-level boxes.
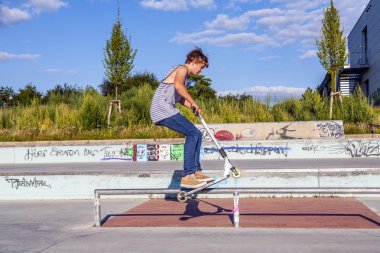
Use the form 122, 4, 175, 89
363, 79, 369, 97
362, 26, 368, 64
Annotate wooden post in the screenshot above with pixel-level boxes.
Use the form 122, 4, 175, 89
107, 99, 121, 127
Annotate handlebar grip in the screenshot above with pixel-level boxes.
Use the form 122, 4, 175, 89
191, 106, 199, 116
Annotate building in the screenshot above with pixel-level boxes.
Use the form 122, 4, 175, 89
319, 0, 379, 99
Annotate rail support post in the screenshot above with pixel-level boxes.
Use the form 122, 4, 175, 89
233, 191, 240, 228
94, 191, 101, 227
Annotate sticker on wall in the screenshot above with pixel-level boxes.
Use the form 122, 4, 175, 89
147, 144, 159, 161
171, 144, 184, 161
123, 143, 134, 160
136, 144, 148, 162
159, 144, 171, 161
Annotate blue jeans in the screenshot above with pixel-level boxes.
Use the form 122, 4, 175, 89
156, 113, 202, 176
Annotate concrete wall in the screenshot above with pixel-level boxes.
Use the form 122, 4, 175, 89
1, 138, 380, 164
196, 120, 344, 141
0, 120, 348, 164
1, 168, 379, 199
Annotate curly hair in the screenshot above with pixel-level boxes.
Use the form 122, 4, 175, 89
185, 47, 209, 68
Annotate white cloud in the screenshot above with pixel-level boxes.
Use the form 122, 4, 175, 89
170, 0, 368, 55
259, 55, 282, 61
66, 69, 78, 75
210, 32, 279, 47
0, 0, 67, 26
43, 68, 63, 73
140, 0, 215, 11
191, 0, 215, 8
24, 0, 68, 14
225, 0, 262, 11
171, 29, 224, 44
299, 50, 316, 60
205, 8, 284, 31
270, 0, 322, 11
85, 0, 111, 2
0, 4, 32, 26
0, 51, 40, 61
42, 68, 78, 75
172, 30, 279, 48
218, 85, 306, 98
205, 14, 250, 31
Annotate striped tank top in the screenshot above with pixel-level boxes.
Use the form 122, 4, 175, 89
150, 65, 188, 124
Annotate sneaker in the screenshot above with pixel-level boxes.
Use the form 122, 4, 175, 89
180, 174, 206, 188
194, 171, 214, 182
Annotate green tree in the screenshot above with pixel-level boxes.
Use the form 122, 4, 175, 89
123, 71, 159, 91
0, 86, 15, 107
43, 83, 83, 104
102, 4, 137, 98
14, 83, 42, 106
187, 74, 217, 99
316, 0, 347, 119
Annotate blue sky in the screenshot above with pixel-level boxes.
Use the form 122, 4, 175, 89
0, 0, 369, 99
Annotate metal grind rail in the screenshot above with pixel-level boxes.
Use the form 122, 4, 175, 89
94, 187, 380, 227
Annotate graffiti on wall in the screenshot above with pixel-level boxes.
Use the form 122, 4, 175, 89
203, 143, 289, 157
9, 137, 380, 164
197, 121, 344, 141
200, 127, 258, 141
328, 140, 380, 158
301, 142, 326, 153
5, 176, 51, 190
266, 124, 300, 140
317, 122, 344, 139
199, 127, 215, 141
20, 143, 188, 162
236, 128, 257, 140
24, 146, 134, 162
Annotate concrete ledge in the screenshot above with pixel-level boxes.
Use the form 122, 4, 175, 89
2, 167, 380, 200
196, 120, 345, 141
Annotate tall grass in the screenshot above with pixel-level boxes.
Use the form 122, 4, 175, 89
0, 84, 377, 141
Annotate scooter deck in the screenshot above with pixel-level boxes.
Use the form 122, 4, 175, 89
180, 175, 229, 197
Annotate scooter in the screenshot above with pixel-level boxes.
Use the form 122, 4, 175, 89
176, 112, 242, 202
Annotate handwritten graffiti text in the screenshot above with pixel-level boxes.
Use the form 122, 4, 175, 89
317, 122, 344, 139
5, 177, 52, 190
203, 144, 288, 157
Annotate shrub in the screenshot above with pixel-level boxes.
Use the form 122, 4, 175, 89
78, 92, 107, 129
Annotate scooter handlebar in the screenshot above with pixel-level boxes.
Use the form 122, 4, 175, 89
191, 105, 200, 116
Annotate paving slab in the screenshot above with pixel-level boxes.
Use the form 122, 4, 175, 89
103, 197, 380, 229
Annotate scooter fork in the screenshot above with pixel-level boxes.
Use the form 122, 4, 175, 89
177, 114, 242, 202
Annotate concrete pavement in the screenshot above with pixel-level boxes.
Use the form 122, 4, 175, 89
1, 198, 379, 253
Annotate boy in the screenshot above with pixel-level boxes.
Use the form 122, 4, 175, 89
150, 47, 213, 188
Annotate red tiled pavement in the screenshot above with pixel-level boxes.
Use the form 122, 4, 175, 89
102, 198, 380, 229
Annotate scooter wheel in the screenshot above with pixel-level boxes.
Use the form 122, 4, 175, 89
177, 191, 188, 202
231, 168, 242, 179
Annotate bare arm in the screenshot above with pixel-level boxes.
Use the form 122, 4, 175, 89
179, 97, 192, 108
174, 66, 201, 113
